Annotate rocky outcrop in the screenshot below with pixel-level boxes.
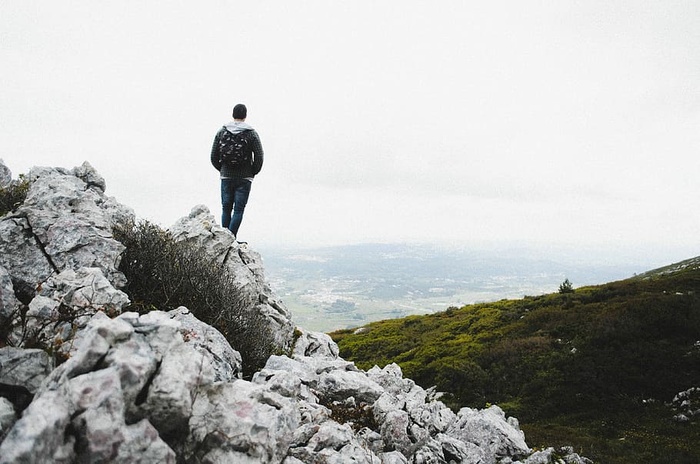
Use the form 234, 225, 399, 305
0, 163, 130, 311
169, 204, 295, 350
0, 160, 591, 463
0, 161, 293, 357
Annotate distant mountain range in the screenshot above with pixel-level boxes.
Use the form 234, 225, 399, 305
260, 243, 651, 332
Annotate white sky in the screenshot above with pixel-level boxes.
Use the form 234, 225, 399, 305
1, 1, 699, 264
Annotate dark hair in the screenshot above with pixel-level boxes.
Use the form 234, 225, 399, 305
233, 104, 247, 119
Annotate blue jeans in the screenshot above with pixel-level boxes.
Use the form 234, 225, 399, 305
220, 178, 252, 237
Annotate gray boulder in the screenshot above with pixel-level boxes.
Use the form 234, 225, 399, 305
0, 310, 207, 463
317, 368, 384, 404
0, 387, 74, 464
8, 267, 130, 354
184, 380, 300, 463
447, 405, 530, 462
169, 306, 243, 381
15, 163, 132, 288
0, 161, 133, 350
292, 327, 340, 359
0, 347, 53, 394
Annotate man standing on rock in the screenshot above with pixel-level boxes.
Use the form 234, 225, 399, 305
210, 103, 264, 240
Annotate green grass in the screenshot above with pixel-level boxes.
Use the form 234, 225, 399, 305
330, 259, 700, 463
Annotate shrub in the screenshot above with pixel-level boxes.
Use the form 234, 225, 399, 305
558, 278, 574, 294
0, 174, 29, 216
113, 219, 275, 376
319, 397, 378, 432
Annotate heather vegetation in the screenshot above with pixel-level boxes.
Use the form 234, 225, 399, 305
113, 219, 275, 376
331, 260, 700, 463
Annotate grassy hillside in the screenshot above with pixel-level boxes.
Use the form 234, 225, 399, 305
330, 257, 700, 463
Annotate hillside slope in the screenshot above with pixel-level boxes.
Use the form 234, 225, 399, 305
331, 257, 700, 463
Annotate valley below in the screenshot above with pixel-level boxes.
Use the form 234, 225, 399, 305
260, 243, 647, 332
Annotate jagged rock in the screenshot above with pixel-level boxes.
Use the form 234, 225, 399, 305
136, 334, 214, 436
317, 368, 384, 404
169, 204, 295, 349
369, 364, 455, 435
0, 347, 53, 395
185, 380, 300, 463
0, 162, 133, 344
306, 421, 354, 452
112, 419, 177, 464
435, 433, 486, 463
447, 405, 530, 461
292, 327, 340, 359
253, 365, 313, 401
42, 267, 129, 313
0, 159, 11, 188
0, 216, 55, 290
0, 387, 74, 464
72, 161, 107, 193
0, 311, 208, 463
411, 435, 486, 464
0, 301, 578, 464
169, 306, 243, 381
380, 409, 413, 455
20, 164, 131, 286
8, 267, 130, 353
287, 420, 382, 464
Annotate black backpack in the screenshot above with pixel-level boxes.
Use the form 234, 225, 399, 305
218, 128, 252, 168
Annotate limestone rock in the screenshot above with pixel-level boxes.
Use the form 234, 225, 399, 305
317, 368, 384, 404
0, 387, 74, 464
8, 267, 130, 354
185, 381, 300, 463
169, 306, 243, 381
0, 162, 134, 353
446, 405, 530, 461
0, 347, 53, 395
17, 164, 132, 288
292, 327, 340, 359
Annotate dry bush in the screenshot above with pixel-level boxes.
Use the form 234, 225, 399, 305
113, 219, 275, 375
0, 175, 29, 216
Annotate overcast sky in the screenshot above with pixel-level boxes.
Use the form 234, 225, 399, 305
1, 1, 698, 265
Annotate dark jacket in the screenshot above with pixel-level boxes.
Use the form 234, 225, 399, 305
210, 121, 264, 179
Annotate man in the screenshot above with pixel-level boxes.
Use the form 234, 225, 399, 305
210, 103, 264, 239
